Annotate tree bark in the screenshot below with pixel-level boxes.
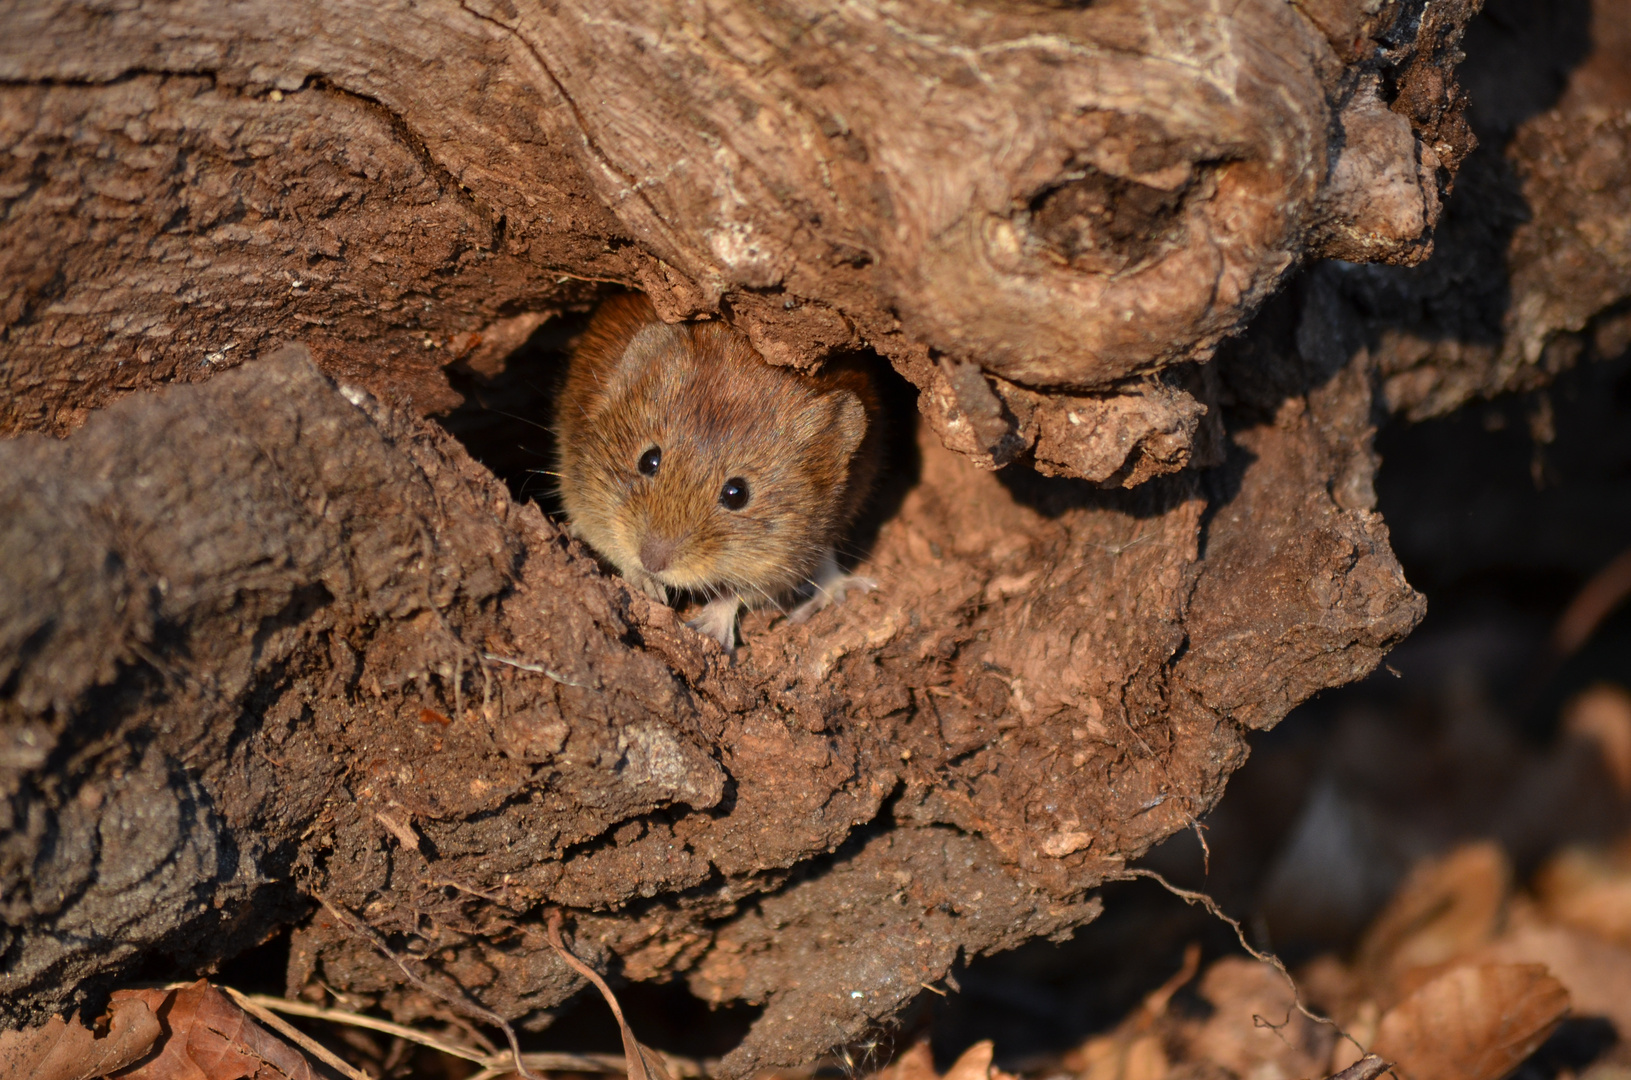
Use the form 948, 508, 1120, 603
4, 0, 1627, 1072
0, 337, 1420, 1073
1, 0, 1479, 475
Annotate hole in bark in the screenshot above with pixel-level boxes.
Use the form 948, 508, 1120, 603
435, 295, 921, 608
1025, 167, 1195, 275
211, 925, 296, 996
530, 980, 765, 1060
438, 309, 589, 515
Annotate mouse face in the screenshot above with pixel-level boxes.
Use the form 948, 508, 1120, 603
558, 309, 868, 605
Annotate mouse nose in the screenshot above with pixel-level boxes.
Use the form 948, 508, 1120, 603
639, 535, 677, 574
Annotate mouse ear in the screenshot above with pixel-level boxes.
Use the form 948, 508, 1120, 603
606, 321, 686, 398
572, 295, 686, 413
827, 389, 868, 461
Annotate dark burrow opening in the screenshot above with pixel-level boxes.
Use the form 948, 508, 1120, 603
434, 296, 925, 628
437, 306, 590, 519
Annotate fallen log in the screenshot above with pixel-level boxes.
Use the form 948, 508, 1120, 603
13, 0, 1628, 1072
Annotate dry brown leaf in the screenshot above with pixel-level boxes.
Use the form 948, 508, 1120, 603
943, 1041, 1000, 1080
1060, 944, 1198, 1080
1328, 1054, 1392, 1080
1326, 1000, 1380, 1076
1356, 843, 1510, 995
1178, 958, 1330, 1080
876, 1042, 939, 1080
1072, 1033, 1168, 1080
873, 1040, 1021, 1080
1296, 954, 1363, 1026
1535, 842, 1631, 946
111, 981, 319, 1080
1561, 684, 1631, 796
1371, 963, 1568, 1080
0, 998, 162, 1080
1476, 922, 1631, 1037
873, 1040, 1015, 1080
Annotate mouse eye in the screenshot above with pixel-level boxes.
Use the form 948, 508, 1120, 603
720, 477, 750, 510
637, 447, 661, 476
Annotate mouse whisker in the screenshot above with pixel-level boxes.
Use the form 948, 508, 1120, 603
737, 580, 789, 615
475, 404, 559, 434
553, 292, 881, 648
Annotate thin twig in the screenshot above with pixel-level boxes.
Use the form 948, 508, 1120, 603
1329, 1055, 1392, 1080
1114, 868, 1368, 1063
480, 654, 495, 719
545, 909, 672, 1080
482, 651, 598, 690
1553, 545, 1631, 658
454, 655, 465, 725
236, 995, 489, 1065
313, 890, 541, 1080
1192, 819, 1212, 875
238, 994, 674, 1077
1138, 942, 1201, 1021
425, 876, 510, 905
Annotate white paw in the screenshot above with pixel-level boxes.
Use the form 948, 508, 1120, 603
789, 550, 876, 625
788, 573, 877, 624
686, 596, 742, 651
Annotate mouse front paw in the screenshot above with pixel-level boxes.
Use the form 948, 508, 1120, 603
686, 596, 742, 651
788, 550, 876, 625
788, 574, 876, 624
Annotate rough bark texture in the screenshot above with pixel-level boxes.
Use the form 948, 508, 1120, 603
1, 335, 1419, 1071
1, 0, 1480, 477
1333, 0, 1631, 419
4, 0, 1626, 1072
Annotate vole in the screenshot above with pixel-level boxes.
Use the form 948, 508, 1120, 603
555, 293, 882, 650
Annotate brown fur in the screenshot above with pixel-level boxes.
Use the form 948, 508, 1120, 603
555, 293, 882, 612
